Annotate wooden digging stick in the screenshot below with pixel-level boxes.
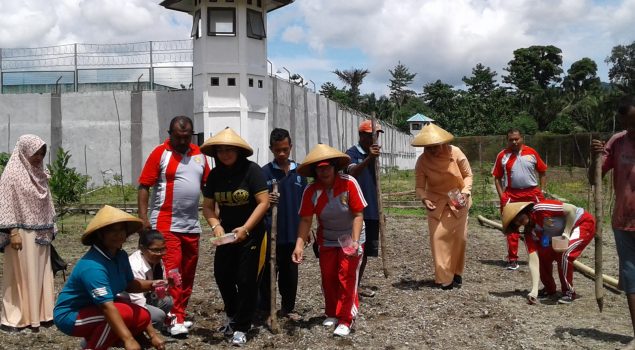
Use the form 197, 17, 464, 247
592, 151, 605, 312
269, 183, 281, 333
371, 113, 390, 278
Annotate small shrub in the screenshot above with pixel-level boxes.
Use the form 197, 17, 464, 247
48, 148, 89, 218
0, 152, 9, 177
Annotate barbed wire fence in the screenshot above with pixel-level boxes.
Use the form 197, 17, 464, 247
0, 40, 194, 93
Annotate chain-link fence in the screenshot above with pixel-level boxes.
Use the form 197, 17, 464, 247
0, 40, 193, 94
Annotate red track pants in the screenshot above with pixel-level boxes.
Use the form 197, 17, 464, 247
162, 232, 200, 323
538, 212, 595, 295
71, 302, 150, 350
319, 245, 363, 327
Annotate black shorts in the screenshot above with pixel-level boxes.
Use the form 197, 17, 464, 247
364, 219, 379, 257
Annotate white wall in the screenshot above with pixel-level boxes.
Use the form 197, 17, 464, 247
0, 77, 415, 185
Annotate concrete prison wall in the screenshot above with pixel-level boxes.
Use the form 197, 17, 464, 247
0, 77, 415, 186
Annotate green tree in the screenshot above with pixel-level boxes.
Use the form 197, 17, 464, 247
502, 45, 565, 130
47, 148, 89, 219
563, 57, 601, 96
606, 41, 635, 94
332, 68, 370, 110
462, 63, 498, 98
388, 61, 417, 108
503, 45, 564, 92
320, 82, 350, 106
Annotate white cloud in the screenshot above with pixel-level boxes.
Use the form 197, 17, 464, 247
1, 0, 633, 97
0, 0, 191, 47
281, 25, 305, 44
289, 0, 634, 94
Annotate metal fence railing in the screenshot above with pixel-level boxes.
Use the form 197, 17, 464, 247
0, 40, 193, 94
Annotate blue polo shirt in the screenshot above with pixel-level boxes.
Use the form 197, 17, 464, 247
262, 160, 308, 245
346, 144, 379, 220
54, 246, 134, 335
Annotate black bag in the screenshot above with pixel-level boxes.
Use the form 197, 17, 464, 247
50, 244, 68, 281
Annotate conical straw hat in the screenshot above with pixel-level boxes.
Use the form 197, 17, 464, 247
82, 205, 143, 246
501, 202, 534, 232
411, 123, 454, 147
297, 144, 351, 177
200, 127, 254, 157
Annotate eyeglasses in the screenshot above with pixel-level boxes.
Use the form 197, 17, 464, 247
146, 247, 167, 254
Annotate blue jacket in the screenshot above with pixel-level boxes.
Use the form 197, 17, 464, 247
346, 144, 379, 220
262, 161, 308, 245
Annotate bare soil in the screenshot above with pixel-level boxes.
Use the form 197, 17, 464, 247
0, 214, 631, 349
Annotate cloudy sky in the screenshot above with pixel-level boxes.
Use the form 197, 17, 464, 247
1, 0, 633, 95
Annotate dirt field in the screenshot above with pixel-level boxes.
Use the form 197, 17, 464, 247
0, 214, 631, 350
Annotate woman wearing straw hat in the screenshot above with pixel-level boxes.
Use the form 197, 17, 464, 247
292, 144, 367, 337
53, 205, 166, 350
412, 124, 473, 290
200, 127, 270, 346
501, 200, 595, 305
0, 135, 56, 333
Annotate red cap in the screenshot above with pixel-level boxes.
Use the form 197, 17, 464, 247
359, 120, 384, 133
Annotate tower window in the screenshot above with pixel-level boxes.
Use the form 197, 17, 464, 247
211, 77, 220, 86
249, 78, 254, 87
208, 7, 236, 36
246, 9, 266, 39
258, 80, 263, 88
228, 78, 236, 86
191, 10, 201, 39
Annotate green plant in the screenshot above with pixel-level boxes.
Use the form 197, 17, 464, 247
48, 148, 89, 218
0, 152, 9, 177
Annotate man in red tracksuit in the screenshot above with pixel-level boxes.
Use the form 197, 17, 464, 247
492, 129, 547, 270
137, 116, 210, 337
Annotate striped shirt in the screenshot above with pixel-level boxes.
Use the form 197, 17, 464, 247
138, 140, 210, 234
525, 199, 584, 253
492, 145, 547, 190
299, 174, 367, 247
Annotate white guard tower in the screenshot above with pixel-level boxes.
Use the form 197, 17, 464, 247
160, 0, 293, 162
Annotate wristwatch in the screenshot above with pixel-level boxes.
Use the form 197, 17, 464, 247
211, 224, 220, 231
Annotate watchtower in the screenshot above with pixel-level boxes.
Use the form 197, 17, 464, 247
160, 0, 293, 159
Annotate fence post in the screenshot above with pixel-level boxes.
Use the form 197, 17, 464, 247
478, 139, 482, 170
74, 43, 78, 92
149, 41, 154, 90
0, 48, 3, 94
558, 138, 562, 166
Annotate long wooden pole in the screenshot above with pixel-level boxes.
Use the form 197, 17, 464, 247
592, 151, 605, 311
269, 183, 281, 333
371, 113, 390, 278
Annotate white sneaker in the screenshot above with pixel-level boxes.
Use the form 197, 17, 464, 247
333, 324, 350, 337
169, 323, 189, 336
322, 317, 337, 327
183, 320, 193, 329
231, 331, 247, 346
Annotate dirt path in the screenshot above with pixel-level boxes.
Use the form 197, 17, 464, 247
0, 214, 631, 349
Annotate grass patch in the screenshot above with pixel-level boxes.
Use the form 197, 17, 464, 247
385, 207, 425, 217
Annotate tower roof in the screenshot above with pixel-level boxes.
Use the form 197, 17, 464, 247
407, 113, 434, 123
160, 0, 293, 13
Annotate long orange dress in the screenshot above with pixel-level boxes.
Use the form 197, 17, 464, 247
415, 144, 473, 286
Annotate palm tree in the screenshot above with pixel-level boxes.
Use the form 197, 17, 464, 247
332, 68, 370, 110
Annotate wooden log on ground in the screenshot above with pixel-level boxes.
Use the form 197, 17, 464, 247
572, 260, 618, 290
